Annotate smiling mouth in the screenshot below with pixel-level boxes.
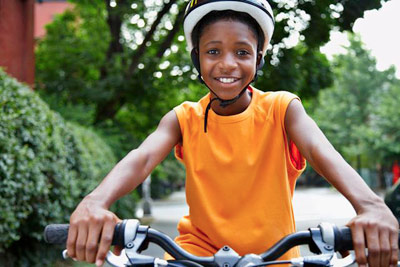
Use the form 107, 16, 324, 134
216, 77, 239, 84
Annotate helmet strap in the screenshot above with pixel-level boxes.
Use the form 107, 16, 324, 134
203, 83, 251, 133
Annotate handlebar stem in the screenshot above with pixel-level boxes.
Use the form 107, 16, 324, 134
214, 246, 240, 267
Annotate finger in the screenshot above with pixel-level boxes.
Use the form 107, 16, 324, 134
113, 245, 123, 256
95, 218, 116, 266
66, 223, 78, 259
379, 229, 391, 267
85, 221, 103, 263
389, 229, 399, 266
339, 250, 350, 257
351, 223, 368, 266
366, 224, 380, 267
75, 223, 89, 261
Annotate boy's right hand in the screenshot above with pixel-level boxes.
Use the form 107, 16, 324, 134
66, 197, 121, 266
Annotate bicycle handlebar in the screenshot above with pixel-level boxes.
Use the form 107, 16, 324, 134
44, 224, 70, 245
44, 220, 139, 247
44, 221, 400, 267
44, 222, 216, 264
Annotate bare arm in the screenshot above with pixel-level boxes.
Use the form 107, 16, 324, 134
285, 99, 398, 267
86, 110, 182, 208
67, 110, 181, 266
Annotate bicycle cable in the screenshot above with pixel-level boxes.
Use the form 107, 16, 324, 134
167, 263, 187, 267
167, 260, 204, 267
248, 260, 291, 267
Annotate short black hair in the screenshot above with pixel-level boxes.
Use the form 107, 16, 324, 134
191, 10, 264, 52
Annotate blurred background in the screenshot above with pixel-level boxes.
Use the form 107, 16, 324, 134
0, 0, 399, 265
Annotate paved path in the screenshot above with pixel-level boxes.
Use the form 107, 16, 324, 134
145, 187, 356, 226
138, 187, 360, 259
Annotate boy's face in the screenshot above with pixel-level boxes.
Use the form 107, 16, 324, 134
198, 20, 259, 100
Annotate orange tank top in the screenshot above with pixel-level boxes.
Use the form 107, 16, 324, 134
173, 88, 306, 259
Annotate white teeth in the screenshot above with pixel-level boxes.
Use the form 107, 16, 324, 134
218, 78, 237, 83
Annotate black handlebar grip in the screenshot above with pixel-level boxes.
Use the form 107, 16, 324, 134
334, 226, 353, 252
112, 220, 126, 247
44, 224, 69, 245
334, 226, 400, 252
44, 223, 124, 246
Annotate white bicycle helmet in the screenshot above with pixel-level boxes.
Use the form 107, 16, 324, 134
183, 0, 275, 57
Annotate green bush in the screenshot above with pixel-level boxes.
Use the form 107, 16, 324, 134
150, 155, 185, 199
0, 69, 121, 265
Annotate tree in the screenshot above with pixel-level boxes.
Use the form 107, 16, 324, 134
255, 0, 389, 97
312, 34, 398, 188
36, 0, 391, 125
35, 3, 109, 104
371, 79, 400, 161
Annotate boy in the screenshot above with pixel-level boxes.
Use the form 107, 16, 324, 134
67, 1, 399, 266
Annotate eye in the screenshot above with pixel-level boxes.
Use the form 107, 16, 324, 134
207, 49, 219, 55
237, 50, 250, 56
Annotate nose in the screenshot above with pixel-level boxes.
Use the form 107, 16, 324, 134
218, 53, 238, 73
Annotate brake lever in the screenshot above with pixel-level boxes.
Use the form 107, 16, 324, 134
330, 253, 356, 267
62, 248, 133, 267
104, 249, 169, 267
104, 249, 131, 267
290, 253, 355, 267
62, 249, 73, 260
290, 254, 332, 266
104, 223, 168, 267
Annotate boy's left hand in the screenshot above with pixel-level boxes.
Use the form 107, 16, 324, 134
347, 200, 399, 267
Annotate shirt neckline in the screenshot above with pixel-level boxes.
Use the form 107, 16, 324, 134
204, 87, 257, 124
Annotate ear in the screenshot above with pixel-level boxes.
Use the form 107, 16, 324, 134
191, 48, 205, 84
191, 48, 201, 74
252, 51, 265, 83
256, 51, 265, 71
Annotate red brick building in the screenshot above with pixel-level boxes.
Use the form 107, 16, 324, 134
35, 0, 72, 38
0, 0, 35, 85
0, 0, 71, 86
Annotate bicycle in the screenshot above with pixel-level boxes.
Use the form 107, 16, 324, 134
44, 220, 400, 267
